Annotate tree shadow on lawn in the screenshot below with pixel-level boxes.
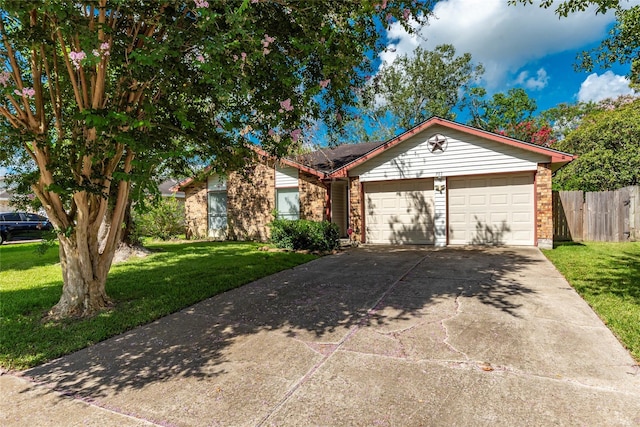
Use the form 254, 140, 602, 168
580, 250, 640, 302
0, 241, 60, 272
22, 246, 541, 403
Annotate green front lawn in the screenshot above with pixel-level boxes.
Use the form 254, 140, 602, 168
543, 241, 640, 362
0, 241, 317, 371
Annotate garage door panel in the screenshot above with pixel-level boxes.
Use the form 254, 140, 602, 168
469, 195, 487, 206
365, 179, 434, 244
466, 178, 487, 188
490, 212, 508, 223
512, 194, 530, 205
490, 177, 509, 186
490, 194, 508, 205
448, 173, 534, 246
512, 176, 532, 185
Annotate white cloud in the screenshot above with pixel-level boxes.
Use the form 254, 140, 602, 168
577, 71, 636, 102
514, 68, 550, 90
382, 0, 615, 88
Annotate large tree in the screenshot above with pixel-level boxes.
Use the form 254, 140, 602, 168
468, 88, 556, 147
353, 44, 483, 141
0, 0, 432, 319
552, 96, 640, 190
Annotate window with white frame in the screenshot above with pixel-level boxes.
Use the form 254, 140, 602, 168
275, 166, 299, 220
276, 187, 299, 220
207, 175, 227, 235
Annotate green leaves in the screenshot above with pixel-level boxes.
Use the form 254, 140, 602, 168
553, 97, 640, 191
352, 44, 483, 141
510, 1, 639, 85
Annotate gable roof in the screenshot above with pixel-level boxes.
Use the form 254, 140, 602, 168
327, 116, 576, 178
178, 117, 575, 188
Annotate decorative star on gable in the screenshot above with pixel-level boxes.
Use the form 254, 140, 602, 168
428, 133, 448, 153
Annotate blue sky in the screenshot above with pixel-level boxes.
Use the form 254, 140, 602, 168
379, 0, 637, 115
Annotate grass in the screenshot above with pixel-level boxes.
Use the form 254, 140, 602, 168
543, 241, 640, 362
0, 240, 317, 371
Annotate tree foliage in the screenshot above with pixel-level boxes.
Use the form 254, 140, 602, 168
468, 88, 556, 146
510, 0, 640, 86
355, 44, 483, 140
0, 0, 432, 318
469, 88, 537, 132
134, 196, 185, 241
553, 97, 640, 191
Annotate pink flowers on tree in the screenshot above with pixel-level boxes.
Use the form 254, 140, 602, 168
279, 98, 294, 113
92, 42, 110, 58
193, 0, 209, 8
290, 128, 302, 142
69, 43, 109, 70
0, 71, 10, 87
14, 87, 35, 98
262, 34, 275, 55
69, 50, 87, 70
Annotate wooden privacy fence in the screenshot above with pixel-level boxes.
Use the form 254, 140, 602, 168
553, 186, 639, 242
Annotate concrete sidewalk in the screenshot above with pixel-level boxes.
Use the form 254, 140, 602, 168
2, 247, 639, 426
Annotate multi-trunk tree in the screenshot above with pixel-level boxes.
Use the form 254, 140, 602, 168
0, 0, 432, 319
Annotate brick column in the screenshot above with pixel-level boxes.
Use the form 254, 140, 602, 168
184, 181, 208, 239
536, 164, 553, 249
299, 171, 327, 221
348, 177, 362, 243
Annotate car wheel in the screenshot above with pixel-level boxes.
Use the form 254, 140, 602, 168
0, 233, 4, 245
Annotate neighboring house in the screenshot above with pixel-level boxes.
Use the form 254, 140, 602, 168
0, 177, 12, 212
159, 178, 185, 201
179, 117, 575, 248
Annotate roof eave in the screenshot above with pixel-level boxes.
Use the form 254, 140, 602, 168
327, 116, 576, 178
252, 146, 327, 179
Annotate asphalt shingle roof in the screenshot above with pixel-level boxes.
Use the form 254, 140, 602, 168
294, 141, 386, 174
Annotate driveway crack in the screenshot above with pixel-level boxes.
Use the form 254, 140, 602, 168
255, 254, 430, 426
441, 289, 470, 361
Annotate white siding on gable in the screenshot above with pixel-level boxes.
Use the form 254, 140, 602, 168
275, 166, 299, 188
350, 125, 549, 182
207, 174, 226, 191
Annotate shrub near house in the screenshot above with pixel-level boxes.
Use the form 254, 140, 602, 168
135, 196, 185, 240
270, 219, 339, 251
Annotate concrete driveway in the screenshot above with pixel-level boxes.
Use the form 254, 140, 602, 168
3, 247, 639, 426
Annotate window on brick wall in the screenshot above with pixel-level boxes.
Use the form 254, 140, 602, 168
276, 187, 299, 220
208, 191, 227, 231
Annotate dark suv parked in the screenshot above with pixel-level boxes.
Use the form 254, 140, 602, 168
0, 212, 53, 244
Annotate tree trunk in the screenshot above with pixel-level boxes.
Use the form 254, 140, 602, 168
48, 235, 114, 319
46, 168, 132, 319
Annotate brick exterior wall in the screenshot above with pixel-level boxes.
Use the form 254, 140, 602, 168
536, 163, 553, 249
227, 162, 275, 241
349, 176, 362, 243
184, 181, 208, 239
183, 162, 329, 242
299, 171, 327, 222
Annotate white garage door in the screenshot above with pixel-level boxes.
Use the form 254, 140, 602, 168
448, 173, 534, 246
365, 179, 435, 244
